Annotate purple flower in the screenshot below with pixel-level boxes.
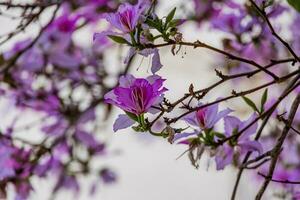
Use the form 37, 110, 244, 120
215, 114, 262, 170
183, 103, 232, 130
105, 74, 167, 115
105, 74, 167, 132
173, 103, 232, 143
105, 0, 149, 33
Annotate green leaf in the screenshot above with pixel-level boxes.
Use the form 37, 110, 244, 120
166, 8, 176, 25
242, 96, 259, 113
260, 89, 268, 113
145, 18, 161, 31
168, 19, 181, 28
125, 112, 138, 122
287, 0, 300, 12
107, 35, 130, 45
262, 0, 274, 8
213, 131, 226, 139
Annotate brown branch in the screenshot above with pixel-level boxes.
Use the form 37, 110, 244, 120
149, 40, 282, 80
242, 150, 273, 168
0, 2, 60, 9
244, 158, 271, 169
258, 172, 300, 185
167, 69, 300, 125
255, 93, 300, 200
277, 115, 300, 136
0, 8, 45, 45
169, 58, 296, 109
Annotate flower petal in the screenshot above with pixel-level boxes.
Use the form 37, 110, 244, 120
224, 116, 241, 137
238, 140, 263, 154
113, 114, 135, 132
183, 112, 199, 127
151, 49, 163, 74
173, 131, 198, 143
240, 113, 258, 140
215, 145, 234, 170
208, 108, 233, 129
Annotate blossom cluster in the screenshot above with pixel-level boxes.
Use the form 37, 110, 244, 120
0, 0, 299, 199
0, 1, 120, 199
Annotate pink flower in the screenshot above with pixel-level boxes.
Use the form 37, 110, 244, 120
105, 0, 149, 33
104, 74, 167, 115
184, 103, 232, 130
105, 74, 167, 132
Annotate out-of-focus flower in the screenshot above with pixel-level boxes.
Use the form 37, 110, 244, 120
215, 114, 262, 170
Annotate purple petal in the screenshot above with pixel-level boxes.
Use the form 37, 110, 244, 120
238, 140, 263, 154
204, 103, 218, 127
113, 114, 135, 132
146, 75, 162, 84
119, 74, 136, 87
183, 112, 199, 127
173, 131, 198, 143
151, 49, 163, 74
240, 113, 258, 140
208, 108, 233, 129
75, 130, 98, 148
124, 48, 136, 64
224, 116, 241, 137
215, 145, 234, 170
139, 48, 155, 57
104, 90, 118, 105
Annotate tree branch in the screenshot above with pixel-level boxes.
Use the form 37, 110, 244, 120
255, 93, 300, 200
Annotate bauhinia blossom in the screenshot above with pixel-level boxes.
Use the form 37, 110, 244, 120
173, 103, 232, 142
94, 0, 164, 74
183, 103, 232, 130
104, 74, 167, 131
104, 0, 149, 34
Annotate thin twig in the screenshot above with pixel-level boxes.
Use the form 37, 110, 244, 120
255, 93, 300, 200
149, 40, 280, 80
258, 172, 300, 184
